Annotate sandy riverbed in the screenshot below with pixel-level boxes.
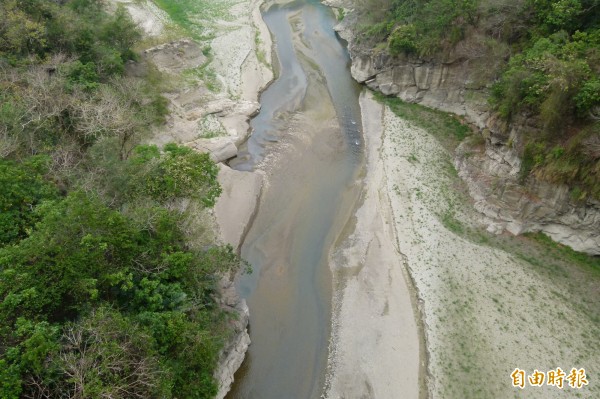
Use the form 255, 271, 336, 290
324, 92, 422, 399
328, 91, 599, 398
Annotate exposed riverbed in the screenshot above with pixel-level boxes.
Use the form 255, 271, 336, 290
212, 1, 600, 397
227, 0, 364, 397
126, 0, 600, 396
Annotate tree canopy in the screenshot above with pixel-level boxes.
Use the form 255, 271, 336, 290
0, 1, 241, 397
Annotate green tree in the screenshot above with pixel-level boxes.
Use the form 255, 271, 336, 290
0, 192, 137, 322
0, 156, 58, 245
388, 24, 418, 55
0, 0, 47, 57
128, 144, 222, 207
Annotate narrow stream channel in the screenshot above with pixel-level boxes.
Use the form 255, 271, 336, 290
227, 0, 363, 397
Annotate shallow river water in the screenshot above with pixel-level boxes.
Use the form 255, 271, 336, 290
227, 0, 364, 397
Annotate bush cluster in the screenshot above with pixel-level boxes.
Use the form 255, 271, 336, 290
489, 1, 599, 199
0, 1, 241, 398
358, 0, 478, 56
0, 0, 140, 77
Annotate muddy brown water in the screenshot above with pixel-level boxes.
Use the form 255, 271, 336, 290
227, 0, 363, 397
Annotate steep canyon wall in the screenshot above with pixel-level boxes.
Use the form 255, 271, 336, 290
333, 12, 600, 255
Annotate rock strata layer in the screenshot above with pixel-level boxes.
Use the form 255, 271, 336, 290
332, 5, 599, 254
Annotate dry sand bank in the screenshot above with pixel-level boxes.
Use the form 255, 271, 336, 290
324, 92, 422, 399
327, 90, 599, 398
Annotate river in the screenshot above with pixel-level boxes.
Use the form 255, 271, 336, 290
226, 0, 364, 397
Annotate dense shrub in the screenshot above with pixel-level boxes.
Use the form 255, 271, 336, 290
491, 30, 599, 123
0, 1, 240, 398
0, 156, 58, 245
0, 0, 140, 79
357, 0, 478, 56
388, 24, 418, 55
128, 144, 222, 207
0, 186, 241, 397
488, 3, 600, 198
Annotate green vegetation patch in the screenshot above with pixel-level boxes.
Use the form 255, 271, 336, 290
0, 157, 58, 245
356, 0, 478, 56
153, 0, 236, 38
0, 0, 141, 76
0, 1, 244, 397
481, 1, 599, 200
375, 92, 472, 148
490, 24, 600, 199
0, 187, 241, 398
525, 232, 600, 277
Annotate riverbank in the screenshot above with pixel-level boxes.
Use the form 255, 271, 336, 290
118, 0, 273, 251
321, 0, 600, 395
117, 0, 275, 397
344, 91, 599, 398
190, 2, 275, 397
227, 1, 366, 396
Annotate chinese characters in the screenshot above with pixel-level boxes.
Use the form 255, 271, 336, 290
511, 368, 588, 389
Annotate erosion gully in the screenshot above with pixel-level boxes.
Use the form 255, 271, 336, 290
227, 0, 363, 397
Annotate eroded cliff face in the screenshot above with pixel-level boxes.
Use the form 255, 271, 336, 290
350, 53, 492, 129
333, 10, 600, 255
214, 278, 251, 399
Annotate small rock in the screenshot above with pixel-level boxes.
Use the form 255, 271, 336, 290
190, 138, 238, 163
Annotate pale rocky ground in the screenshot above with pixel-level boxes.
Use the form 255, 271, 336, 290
352, 91, 599, 398
117, 0, 272, 249
133, 0, 273, 162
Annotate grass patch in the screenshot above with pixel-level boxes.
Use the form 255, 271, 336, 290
197, 130, 223, 139
153, 0, 233, 38
374, 91, 471, 150
182, 48, 221, 92
184, 64, 220, 92
524, 232, 600, 277
254, 31, 268, 66
441, 211, 464, 235
153, 0, 197, 32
